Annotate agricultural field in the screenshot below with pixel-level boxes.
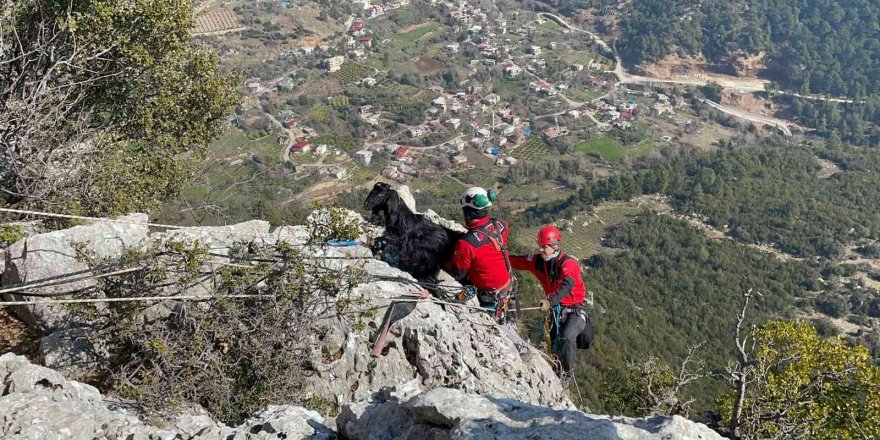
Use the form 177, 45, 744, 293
413, 57, 447, 75
573, 136, 624, 161
333, 63, 373, 86
194, 8, 243, 35
494, 78, 528, 97
328, 95, 350, 108
394, 22, 441, 45
630, 140, 658, 156
513, 136, 551, 160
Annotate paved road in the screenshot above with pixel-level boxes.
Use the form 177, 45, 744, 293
263, 112, 295, 162
701, 99, 794, 136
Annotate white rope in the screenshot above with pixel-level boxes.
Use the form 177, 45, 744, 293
0, 294, 276, 307
0, 207, 200, 230
0, 267, 146, 295
0, 258, 259, 296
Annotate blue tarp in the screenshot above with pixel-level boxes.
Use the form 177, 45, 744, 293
327, 239, 359, 247
489, 148, 500, 155
524, 127, 532, 135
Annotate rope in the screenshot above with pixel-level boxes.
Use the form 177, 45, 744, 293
0, 294, 275, 307
0, 267, 145, 295
0, 208, 203, 231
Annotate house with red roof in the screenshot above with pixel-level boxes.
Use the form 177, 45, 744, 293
393, 145, 411, 160
291, 140, 310, 153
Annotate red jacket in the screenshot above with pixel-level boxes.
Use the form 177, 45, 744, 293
510, 252, 586, 307
445, 217, 511, 291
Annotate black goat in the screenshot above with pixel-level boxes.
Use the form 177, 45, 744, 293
363, 182, 463, 288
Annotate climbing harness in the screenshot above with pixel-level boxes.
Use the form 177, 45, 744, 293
469, 219, 520, 324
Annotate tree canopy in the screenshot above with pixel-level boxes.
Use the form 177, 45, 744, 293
0, 0, 238, 215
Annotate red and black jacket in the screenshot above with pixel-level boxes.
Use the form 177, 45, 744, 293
444, 217, 511, 291
510, 251, 586, 307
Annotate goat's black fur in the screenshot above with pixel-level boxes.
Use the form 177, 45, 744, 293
364, 182, 464, 288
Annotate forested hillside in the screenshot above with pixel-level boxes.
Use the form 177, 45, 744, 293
570, 214, 816, 412
528, 143, 880, 258
582, 0, 880, 99
513, 139, 880, 411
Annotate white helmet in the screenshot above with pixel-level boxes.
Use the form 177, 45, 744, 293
460, 187, 496, 209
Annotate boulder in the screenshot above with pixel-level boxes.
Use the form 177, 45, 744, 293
38, 327, 106, 378
338, 387, 725, 440
2, 214, 150, 330
0, 354, 336, 440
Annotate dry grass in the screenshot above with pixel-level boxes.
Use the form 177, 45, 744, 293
0, 307, 40, 357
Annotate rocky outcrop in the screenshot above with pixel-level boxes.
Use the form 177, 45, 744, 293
0, 207, 568, 409
0, 204, 727, 440
0, 353, 334, 440
338, 387, 724, 440
2, 213, 151, 330
0, 354, 723, 440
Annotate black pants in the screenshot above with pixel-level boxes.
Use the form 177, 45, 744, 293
552, 307, 587, 374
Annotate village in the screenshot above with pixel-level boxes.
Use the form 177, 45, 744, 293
194, 0, 737, 206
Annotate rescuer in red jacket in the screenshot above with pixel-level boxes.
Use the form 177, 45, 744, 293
510, 225, 589, 378
445, 187, 528, 355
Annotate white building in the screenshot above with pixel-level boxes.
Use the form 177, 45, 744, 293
354, 150, 373, 165
325, 56, 345, 73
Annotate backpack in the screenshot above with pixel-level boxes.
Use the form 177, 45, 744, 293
576, 311, 594, 350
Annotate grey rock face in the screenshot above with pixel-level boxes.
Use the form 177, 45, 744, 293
338, 387, 725, 440
0, 354, 336, 440
39, 327, 106, 378
2, 213, 150, 330
305, 252, 570, 410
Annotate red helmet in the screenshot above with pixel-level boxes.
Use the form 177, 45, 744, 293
537, 225, 562, 246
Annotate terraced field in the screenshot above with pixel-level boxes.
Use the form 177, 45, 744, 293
513, 137, 551, 160
194, 8, 243, 35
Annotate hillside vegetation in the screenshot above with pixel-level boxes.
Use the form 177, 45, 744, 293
529, 142, 880, 259
611, 0, 880, 99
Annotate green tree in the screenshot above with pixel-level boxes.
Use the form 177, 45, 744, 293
0, 0, 239, 216
719, 320, 880, 440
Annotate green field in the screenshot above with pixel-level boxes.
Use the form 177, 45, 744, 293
513, 200, 664, 257
631, 140, 658, 156
391, 22, 441, 48
495, 78, 528, 96
573, 137, 625, 161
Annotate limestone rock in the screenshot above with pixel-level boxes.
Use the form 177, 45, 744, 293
422, 209, 467, 233
39, 327, 106, 378
305, 252, 569, 410
339, 387, 725, 440
2, 213, 150, 330
0, 354, 336, 440
394, 185, 418, 213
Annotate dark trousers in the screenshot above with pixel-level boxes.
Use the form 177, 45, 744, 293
552, 307, 587, 374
